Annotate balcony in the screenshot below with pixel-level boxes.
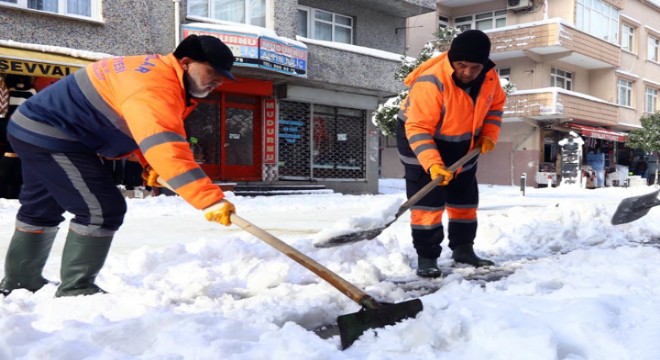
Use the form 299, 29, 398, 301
504, 88, 619, 125
487, 19, 620, 69
349, 0, 435, 17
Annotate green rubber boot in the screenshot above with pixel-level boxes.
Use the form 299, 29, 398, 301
416, 256, 442, 278
55, 231, 113, 297
0, 227, 58, 296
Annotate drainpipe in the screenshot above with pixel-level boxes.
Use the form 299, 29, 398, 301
174, 0, 181, 48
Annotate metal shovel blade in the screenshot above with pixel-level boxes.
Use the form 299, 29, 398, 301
314, 224, 389, 248
611, 189, 660, 225
337, 298, 423, 350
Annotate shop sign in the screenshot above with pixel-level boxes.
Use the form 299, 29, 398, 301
182, 26, 260, 67
181, 24, 307, 77
0, 57, 78, 78
259, 36, 307, 76
264, 99, 277, 165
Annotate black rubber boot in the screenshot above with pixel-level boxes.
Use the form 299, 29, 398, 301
416, 256, 442, 278
451, 244, 494, 267
55, 231, 113, 297
0, 227, 58, 296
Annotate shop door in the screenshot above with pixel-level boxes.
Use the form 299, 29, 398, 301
221, 95, 262, 180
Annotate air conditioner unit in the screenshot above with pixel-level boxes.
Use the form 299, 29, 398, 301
507, 0, 532, 11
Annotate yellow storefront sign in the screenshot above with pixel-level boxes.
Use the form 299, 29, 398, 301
0, 45, 96, 78
0, 58, 79, 78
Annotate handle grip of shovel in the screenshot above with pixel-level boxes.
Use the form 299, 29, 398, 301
156, 177, 380, 310
395, 148, 481, 218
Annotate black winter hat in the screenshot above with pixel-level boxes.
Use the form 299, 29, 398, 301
448, 30, 491, 65
174, 34, 237, 81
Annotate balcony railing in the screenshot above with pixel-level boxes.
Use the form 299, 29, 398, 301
504, 88, 619, 125
488, 20, 620, 69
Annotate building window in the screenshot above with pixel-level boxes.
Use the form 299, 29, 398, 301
621, 24, 635, 52
617, 79, 633, 107
188, 0, 266, 27
438, 15, 449, 29
648, 36, 660, 62
497, 68, 511, 81
575, 0, 619, 44
646, 87, 658, 113
551, 68, 572, 90
0, 0, 99, 19
297, 6, 353, 44
453, 10, 506, 32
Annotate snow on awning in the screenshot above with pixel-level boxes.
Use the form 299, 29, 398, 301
0, 40, 112, 78
567, 122, 628, 142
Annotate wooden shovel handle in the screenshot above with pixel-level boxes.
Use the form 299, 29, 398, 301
156, 177, 377, 308
231, 214, 377, 307
395, 148, 481, 218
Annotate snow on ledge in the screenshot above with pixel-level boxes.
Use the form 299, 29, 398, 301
511, 87, 615, 105
0, 39, 113, 60
296, 36, 411, 62
186, 22, 307, 49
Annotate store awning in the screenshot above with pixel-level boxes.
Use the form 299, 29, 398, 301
567, 123, 628, 142
0, 45, 94, 78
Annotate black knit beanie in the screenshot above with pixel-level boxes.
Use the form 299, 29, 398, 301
448, 30, 491, 65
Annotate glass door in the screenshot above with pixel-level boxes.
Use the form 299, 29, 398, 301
221, 94, 262, 180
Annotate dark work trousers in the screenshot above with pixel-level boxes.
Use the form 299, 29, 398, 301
0, 156, 22, 199
9, 134, 126, 236
404, 164, 479, 259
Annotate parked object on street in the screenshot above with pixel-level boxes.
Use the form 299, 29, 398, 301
611, 189, 660, 225
315, 149, 480, 248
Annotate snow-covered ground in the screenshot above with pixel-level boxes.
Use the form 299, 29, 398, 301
1, 180, 659, 359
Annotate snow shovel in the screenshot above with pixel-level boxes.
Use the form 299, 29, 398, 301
315, 148, 481, 248
157, 178, 423, 349
611, 188, 660, 225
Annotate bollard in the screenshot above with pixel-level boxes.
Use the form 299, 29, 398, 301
520, 173, 527, 196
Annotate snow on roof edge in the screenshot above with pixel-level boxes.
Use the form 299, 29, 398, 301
0, 39, 114, 61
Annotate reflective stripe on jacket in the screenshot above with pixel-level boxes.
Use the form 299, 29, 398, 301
397, 53, 506, 172
8, 54, 224, 210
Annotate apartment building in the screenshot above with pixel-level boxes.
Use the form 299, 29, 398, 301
0, 0, 435, 194
393, 0, 660, 187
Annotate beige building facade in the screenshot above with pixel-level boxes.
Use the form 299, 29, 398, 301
384, 0, 660, 187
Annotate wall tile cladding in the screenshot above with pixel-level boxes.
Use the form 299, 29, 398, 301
0, 0, 174, 56
305, 43, 401, 94
297, 0, 406, 54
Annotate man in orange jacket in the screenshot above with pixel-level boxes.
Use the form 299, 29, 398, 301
1, 35, 237, 297
397, 30, 506, 278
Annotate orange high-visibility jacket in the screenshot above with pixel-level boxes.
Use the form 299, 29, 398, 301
9, 54, 224, 210
397, 53, 506, 172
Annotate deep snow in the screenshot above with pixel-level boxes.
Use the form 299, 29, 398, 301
1, 180, 659, 359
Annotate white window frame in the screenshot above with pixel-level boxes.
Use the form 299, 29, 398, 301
621, 23, 635, 53
187, 0, 266, 27
497, 68, 511, 81
576, 0, 619, 44
648, 35, 660, 62
297, 6, 353, 44
645, 87, 658, 113
551, 68, 573, 91
438, 15, 449, 29
0, 0, 101, 21
453, 10, 507, 32
617, 79, 633, 107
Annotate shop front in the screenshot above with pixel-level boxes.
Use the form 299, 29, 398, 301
537, 121, 628, 188
184, 78, 273, 182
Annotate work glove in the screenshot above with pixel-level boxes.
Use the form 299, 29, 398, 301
204, 200, 236, 226
475, 136, 496, 154
429, 164, 453, 186
141, 166, 161, 187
